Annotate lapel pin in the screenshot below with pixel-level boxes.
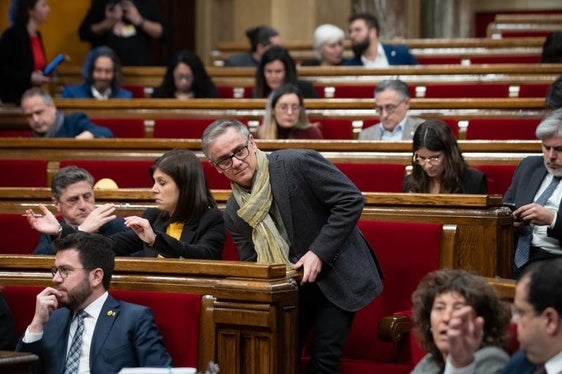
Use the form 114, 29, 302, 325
107, 310, 115, 316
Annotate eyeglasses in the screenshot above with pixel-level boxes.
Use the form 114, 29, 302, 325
276, 104, 301, 113
173, 74, 193, 82
375, 99, 405, 115
413, 154, 442, 165
51, 266, 92, 279
213, 142, 250, 170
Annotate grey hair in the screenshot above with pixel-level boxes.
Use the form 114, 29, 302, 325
536, 108, 562, 140
51, 166, 94, 200
313, 24, 345, 60
21, 87, 54, 106
374, 79, 410, 100
201, 118, 250, 159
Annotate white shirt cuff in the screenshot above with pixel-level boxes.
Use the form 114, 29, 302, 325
22, 327, 43, 343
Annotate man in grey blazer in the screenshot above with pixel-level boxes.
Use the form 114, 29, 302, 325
202, 119, 383, 373
358, 79, 424, 140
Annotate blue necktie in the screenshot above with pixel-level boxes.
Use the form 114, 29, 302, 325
64, 310, 87, 374
514, 176, 562, 268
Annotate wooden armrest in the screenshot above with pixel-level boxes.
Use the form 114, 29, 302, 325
377, 314, 412, 343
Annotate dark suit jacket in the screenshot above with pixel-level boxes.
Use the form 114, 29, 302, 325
33, 112, 114, 138
96, 207, 225, 259
0, 24, 45, 104
502, 350, 536, 374
34, 217, 127, 255
0, 293, 16, 351
343, 43, 418, 66
503, 156, 562, 247
402, 167, 488, 194
223, 149, 383, 312
62, 83, 132, 99
16, 294, 171, 373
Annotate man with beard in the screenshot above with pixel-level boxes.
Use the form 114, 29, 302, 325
504, 108, 562, 278
344, 12, 418, 67
62, 46, 132, 99
16, 232, 171, 372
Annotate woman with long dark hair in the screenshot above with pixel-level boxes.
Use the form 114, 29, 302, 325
403, 120, 487, 194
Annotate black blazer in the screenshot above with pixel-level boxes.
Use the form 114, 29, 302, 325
402, 167, 487, 194
0, 24, 45, 104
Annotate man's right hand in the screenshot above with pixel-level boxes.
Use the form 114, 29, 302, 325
26, 204, 60, 235
78, 203, 117, 233
28, 287, 61, 334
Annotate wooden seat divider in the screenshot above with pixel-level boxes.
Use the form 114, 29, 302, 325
0, 256, 298, 373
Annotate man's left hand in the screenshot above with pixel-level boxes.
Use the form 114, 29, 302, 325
292, 251, 322, 284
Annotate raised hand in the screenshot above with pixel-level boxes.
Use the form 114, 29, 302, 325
78, 203, 117, 232
124, 215, 156, 246
447, 305, 484, 368
26, 204, 60, 235
28, 287, 61, 333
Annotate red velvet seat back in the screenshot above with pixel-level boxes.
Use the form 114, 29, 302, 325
470, 55, 541, 64
471, 164, 517, 195
91, 118, 145, 138
0, 214, 40, 254
59, 160, 153, 188
201, 161, 231, 190
465, 118, 540, 140
334, 163, 405, 192
2, 286, 44, 336
361, 118, 459, 138
0, 129, 33, 137
422, 83, 510, 98
310, 118, 354, 139
415, 56, 463, 64
121, 84, 147, 98
222, 232, 239, 261
0, 159, 48, 187
153, 118, 216, 139
518, 83, 551, 98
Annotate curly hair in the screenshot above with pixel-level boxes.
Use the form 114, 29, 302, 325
411, 269, 510, 368
408, 119, 468, 193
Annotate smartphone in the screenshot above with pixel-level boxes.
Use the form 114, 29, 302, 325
43, 53, 65, 75
502, 202, 517, 212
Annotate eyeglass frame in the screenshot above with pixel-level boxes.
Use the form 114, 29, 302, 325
51, 266, 94, 279
374, 98, 406, 115
413, 153, 442, 166
275, 103, 301, 113
213, 141, 251, 171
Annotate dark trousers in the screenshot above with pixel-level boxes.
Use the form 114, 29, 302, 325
298, 282, 355, 374
513, 246, 562, 279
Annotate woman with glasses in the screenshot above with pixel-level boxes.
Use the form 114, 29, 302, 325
29, 149, 225, 259
403, 119, 487, 194
411, 268, 510, 373
151, 49, 219, 99
253, 46, 319, 99
257, 83, 323, 140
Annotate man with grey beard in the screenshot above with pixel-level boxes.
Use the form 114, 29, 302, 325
504, 108, 562, 278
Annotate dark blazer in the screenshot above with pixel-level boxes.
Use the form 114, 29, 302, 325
402, 167, 488, 194
503, 156, 562, 245
34, 217, 127, 255
93, 207, 225, 259
343, 43, 418, 66
16, 294, 171, 373
223, 149, 383, 312
0, 293, 16, 351
0, 24, 45, 104
502, 350, 536, 374
62, 83, 132, 99
32, 112, 113, 138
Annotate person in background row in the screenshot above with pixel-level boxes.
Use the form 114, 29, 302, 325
253, 45, 319, 99
546, 75, 562, 110
27, 166, 128, 255
62, 45, 132, 99
300, 24, 346, 67
0, 0, 51, 105
79, 0, 167, 66
201, 119, 382, 373
411, 268, 510, 373
225, 25, 281, 67
541, 31, 562, 63
503, 108, 562, 278
21, 87, 113, 138
403, 120, 487, 194
0, 284, 17, 351
258, 83, 323, 140
344, 12, 418, 67
151, 49, 219, 99
16, 232, 172, 372
29, 149, 225, 259
358, 79, 424, 140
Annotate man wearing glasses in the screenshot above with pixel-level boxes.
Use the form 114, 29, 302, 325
201, 119, 383, 373
358, 79, 424, 140
16, 232, 171, 372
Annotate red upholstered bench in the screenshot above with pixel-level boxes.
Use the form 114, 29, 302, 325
2, 285, 201, 368
59, 160, 154, 188
471, 164, 517, 195
301, 221, 448, 373
91, 118, 145, 138
152, 118, 216, 139
0, 159, 48, 187
464, 118, 541, 140
122, 84, 148, 98
202, 161, 231, 190
310, 118, 354, 139
334, 163, 405, 192
0, 214, 40, 254
418, 83, 511, 98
